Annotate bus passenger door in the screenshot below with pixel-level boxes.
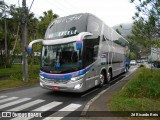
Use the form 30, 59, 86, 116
84, 46, 98, 89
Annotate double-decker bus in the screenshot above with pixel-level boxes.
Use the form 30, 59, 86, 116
28, 13, 130, 93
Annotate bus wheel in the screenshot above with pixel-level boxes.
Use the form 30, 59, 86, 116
107, 70, 112, 83
125, 65, 128, 73
99, 72, 105, 87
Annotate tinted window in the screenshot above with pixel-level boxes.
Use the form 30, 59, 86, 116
45, 14, 88, 40
83, 37, 100, 67
114, 37, 128, 47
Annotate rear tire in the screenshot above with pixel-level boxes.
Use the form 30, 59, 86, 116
99, 72, 105, 87
106, 70, 112, 83
124, 65, 128, 73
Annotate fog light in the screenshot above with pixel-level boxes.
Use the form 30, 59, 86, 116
74, 83, 82, 90
40, 82, 43, 87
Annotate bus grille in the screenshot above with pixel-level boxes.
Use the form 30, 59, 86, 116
42, 78, 69, 84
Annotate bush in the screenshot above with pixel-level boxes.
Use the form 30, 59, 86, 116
124, 68, 160, 99
109, 68, 160, 111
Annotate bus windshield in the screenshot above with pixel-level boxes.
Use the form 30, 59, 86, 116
41, 42, 82, 74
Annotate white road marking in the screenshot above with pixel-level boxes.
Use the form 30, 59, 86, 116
32, 101, 62, 111
0, 96, 7, 99
43, 103, 81, 120
11, 101, 63, 120
0, 97, 18, 104
8, 99, 45, 111
0, 98, 31, 109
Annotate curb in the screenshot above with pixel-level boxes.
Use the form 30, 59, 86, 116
81, 67, 138, 116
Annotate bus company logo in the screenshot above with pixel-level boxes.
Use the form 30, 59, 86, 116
54, 15, 82, 24
47, 30, 77, 39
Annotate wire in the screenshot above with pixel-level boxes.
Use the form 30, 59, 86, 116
28, 0, 34, 13
54, 0, 77, 14
45, 0, 71, 15
62, 0, 81, 13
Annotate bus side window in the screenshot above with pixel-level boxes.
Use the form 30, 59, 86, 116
44, 48, 47, 56
94, 45, 99, 60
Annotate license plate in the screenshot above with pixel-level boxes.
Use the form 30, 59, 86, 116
52, 86, 60, 90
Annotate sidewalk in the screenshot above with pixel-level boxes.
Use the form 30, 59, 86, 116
80, 70, 137, 120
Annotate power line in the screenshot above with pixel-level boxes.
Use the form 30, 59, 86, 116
54, 0, 78, 14
45, 0, 71, 15
62, 0, 81, 13
28, 0, 34, 13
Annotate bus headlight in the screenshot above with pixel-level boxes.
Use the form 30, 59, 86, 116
71, 75, 84, 82
71, 77, 77, 81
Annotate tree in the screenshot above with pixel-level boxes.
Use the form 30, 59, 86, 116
0, 0, 11, 68
0, 0, 8, 18
127, 0, 160, 59
38, 10, 58, 38
0, 3, 40, 68
130, 52, 136, 60
129, 0, 160, 46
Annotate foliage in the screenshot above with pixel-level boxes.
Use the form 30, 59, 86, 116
145, 39, 160, 47
130, 52, 136, 60
129, 0, 160, 47
0, 1, 58, 68
0, 65, 40, 89
38, 10, 58, 38
109, 68, 160, 111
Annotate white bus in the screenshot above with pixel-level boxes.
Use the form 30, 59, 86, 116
28, 13, 130, 93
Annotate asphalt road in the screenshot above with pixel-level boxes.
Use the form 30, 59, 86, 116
0, 66, 137, 120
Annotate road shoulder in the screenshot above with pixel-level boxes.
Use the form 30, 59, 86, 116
80, 68, 138, 119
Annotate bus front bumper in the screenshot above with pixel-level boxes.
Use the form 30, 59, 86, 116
40, 77, 85, 93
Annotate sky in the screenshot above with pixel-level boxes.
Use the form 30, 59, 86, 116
7, 0, 136, 27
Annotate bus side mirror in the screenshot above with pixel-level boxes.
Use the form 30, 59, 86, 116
28, 39, 43, 55
76, 32, 93, 50
76, 40, 82, 50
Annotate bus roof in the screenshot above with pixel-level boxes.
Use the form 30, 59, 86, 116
44, 13, 129, 44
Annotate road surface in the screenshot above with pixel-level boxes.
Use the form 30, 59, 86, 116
0, 66, 137, 120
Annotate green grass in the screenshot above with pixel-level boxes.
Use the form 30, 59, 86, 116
0, 64, 40, 90
109, 67, 160, 111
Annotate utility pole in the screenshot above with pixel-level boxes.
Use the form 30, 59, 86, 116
22, 0, 28, 82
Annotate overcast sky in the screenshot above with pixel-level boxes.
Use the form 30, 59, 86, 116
8, 0, 136, 27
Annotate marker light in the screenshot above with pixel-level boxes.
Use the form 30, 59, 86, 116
40, 75, 44, 79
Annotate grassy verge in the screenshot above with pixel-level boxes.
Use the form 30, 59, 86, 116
0, 64, 40, 90
109, 67, 160, 111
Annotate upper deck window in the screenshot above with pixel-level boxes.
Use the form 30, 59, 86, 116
45, 14, 88, 40
87, 15, 102, 38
